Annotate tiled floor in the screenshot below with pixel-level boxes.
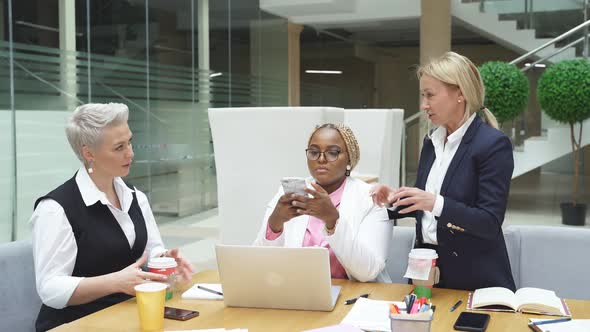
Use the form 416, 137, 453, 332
159, 172, 590, 269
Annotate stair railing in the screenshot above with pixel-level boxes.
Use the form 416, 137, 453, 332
510, 19, 590, 66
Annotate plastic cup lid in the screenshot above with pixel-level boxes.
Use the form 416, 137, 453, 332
409, 248, 438, 260
148, 257, 177, 268
134, 282, 167, 293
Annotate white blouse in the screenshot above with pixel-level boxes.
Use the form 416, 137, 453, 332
422, 113, 476, 244
30, 167, 166, 309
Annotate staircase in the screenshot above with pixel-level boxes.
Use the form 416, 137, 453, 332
453, 0, 590, 178
452, 0, 580, 63
513, 120, 590, 178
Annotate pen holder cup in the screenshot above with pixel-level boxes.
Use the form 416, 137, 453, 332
390, 310, 433, 332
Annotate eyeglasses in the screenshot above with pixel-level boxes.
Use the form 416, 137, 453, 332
305, 149, 341, 162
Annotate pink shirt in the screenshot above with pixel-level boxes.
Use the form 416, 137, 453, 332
266, 180, 348, 279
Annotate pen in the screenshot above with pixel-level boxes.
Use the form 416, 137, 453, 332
450, 300, 463, 312
533, 317, 572, 326
344, 293, 369, 305
197, 285, 224, 296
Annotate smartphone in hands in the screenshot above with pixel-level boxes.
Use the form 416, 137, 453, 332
280, 177, 307, 196
164, 306, 199, 321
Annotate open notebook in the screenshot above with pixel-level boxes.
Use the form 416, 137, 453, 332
467, 287, 571, 317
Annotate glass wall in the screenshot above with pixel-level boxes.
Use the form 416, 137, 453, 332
0, 0, 289, 242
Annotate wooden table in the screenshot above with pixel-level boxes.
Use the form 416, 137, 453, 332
52, 270, 590, 331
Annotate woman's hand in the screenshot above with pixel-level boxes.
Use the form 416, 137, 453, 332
166, 248, 195, 282
268, 193, 299, 232
390, 187, 436, 214
112, 253, 167, 295
292, 183, 339, 229
369, 184, 396, 207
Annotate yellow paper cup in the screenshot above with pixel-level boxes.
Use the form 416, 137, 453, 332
135, 282, 167, 331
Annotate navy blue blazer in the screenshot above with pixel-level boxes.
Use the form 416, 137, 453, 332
393, 116, 516, 291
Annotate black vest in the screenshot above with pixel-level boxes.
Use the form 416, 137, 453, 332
34, 174, 148, 332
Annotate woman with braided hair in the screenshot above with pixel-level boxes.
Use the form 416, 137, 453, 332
253, 123, 392, 282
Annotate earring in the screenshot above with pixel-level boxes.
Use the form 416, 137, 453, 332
458, 99, 462, 103
345, 165, 352, 176
87, 160, 94, 174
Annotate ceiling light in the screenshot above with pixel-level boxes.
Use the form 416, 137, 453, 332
305, 70, 343, 74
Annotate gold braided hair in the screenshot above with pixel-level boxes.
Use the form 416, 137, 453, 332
307, 123, 360, 170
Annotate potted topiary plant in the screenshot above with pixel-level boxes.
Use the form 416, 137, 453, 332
479, 61, 529, 127
537, 59, 590, 226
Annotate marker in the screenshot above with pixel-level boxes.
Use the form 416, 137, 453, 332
450, 300, 463, 312
410, 301, 420, 314
344, 293, 369, 305
406, 294, 417, 313
197, 285, 224, 296
390, 303, 400, 314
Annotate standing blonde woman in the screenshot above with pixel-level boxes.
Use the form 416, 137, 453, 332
372, 52, 516, 291
254, 123, 392, 283
30, 103, 194, 331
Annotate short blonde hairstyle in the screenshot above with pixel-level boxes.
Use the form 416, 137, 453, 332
65, 103, 129, 162
417, 51, 499, 129
308, 123, 360, 170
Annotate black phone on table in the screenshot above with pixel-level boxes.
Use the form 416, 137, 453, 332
453, 312, 490, 332
164, 306, 199, 321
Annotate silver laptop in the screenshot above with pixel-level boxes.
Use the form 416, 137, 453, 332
215, 245, 342, 311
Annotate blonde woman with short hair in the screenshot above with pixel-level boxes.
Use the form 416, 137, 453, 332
372, 52, 516, 291
30, 103, 195, 331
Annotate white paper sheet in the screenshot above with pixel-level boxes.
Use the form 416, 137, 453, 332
181, 283, 224, 300
340, 297, 407, 332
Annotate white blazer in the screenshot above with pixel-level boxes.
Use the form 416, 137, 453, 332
253, 177, 392, 282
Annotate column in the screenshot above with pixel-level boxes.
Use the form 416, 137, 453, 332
197, 0, 213, 211
198, 0, 210, 104
415, 0, 451, 154
59, 0, 77, 109
250, 18, 289, 106
287, 22, 303, 106
59, 0, 78, 110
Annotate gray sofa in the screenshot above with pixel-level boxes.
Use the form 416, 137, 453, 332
0, 240, 41, 332
504, 225, 590, 300
386, 225, 590, 300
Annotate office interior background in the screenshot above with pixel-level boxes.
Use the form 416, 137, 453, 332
0, 0, 589, 253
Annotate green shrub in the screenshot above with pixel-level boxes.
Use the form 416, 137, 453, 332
537, 59, 590, 205
479, 61, 529, 124
537, 59, 590, 124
